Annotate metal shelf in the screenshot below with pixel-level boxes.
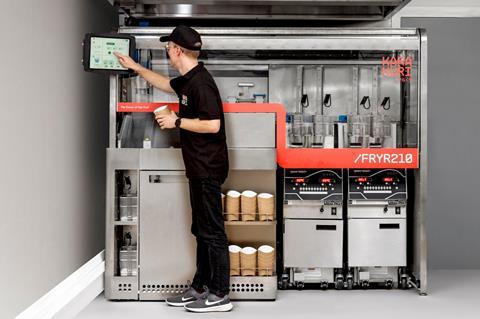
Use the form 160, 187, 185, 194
225, 221, 276, 226
114, 221, 138, 226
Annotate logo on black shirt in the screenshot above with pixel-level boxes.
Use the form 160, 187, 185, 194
181, 94, 188, 106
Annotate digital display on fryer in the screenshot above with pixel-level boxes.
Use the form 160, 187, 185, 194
89, 37, 130, 70
321, 178, 332, 183
357, 177, 368, 182
295, 178, 305, 183
383, 177, 394, 182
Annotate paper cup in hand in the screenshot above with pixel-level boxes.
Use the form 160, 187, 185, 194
225, 190, 240, 221
258, 245, 275, 276
153, 105, 171, 117
229, 245, 241, 276
241, 190, 257, 221
240, 247, 257, 276
258, 193, 275, 221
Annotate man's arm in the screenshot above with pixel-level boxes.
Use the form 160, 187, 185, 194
114, 52, 174, 93
155, 112, 220, 134
180, 118, 221, 134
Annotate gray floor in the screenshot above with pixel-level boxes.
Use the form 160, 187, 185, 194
77, 270, 480, 319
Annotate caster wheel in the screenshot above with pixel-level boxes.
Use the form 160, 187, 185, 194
320, 282, 328, 290
279, 274, 290, 289
346, 278, 354, 290
293, 281, 305, 290
335, 279, 344, 290
361, 280, 369, 289
385, 280, 393, 290
400, 278, 408, 290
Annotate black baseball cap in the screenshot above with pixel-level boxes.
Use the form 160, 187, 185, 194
160, 25, 202, 51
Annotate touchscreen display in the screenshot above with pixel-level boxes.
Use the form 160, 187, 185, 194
89, 37, 130, 70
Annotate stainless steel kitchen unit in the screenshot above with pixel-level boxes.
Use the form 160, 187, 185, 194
347, 169, 408, 289
105, 111, 278, 301
104, 26, 427, 299
283, 169, 344, 289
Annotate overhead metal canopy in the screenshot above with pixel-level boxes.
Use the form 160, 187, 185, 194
109, 0, 411, 21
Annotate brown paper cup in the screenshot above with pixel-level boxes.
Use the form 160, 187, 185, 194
258, 193, 275, 221
241, 190, 257, 221
258, 245, 275, 276
240, 247, 257, 276
225, 190, 240, 221
229, 245, 241, 276
153, 105, 171, 117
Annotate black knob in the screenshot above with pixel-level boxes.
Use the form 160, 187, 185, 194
320, 206, 324, 213
383, 206, 388, 213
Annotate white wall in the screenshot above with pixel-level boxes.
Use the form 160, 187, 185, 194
0, 1, 116, 318
408, 0, 480, 6
401, 17, 480, 269
392, 0, 480, 27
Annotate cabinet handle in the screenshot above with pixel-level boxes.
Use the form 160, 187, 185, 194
379, 223, 400, 229
316, 225, 336, 231
149, 175, 161, 183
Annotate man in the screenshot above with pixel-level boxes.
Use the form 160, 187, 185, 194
114, 25, 232, 313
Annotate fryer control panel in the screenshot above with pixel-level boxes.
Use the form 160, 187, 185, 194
284, 169, 343, 202
348, 169, 407, 201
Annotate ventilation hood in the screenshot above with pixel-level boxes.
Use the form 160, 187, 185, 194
109, 0, 411, 21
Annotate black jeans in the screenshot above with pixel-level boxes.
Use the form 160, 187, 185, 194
189, 178, 230, 296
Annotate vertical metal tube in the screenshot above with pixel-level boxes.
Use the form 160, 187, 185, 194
373, 65, 379, 115
353, 66, 359, 115
317, 66, 324, 115
417, 29, 428, 295
109, 75, 118, 148
296, 65, 304, 114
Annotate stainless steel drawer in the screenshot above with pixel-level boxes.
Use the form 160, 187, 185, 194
348, 218, 406, 267
284, 219, 343, 268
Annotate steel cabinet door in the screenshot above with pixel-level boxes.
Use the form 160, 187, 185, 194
348, 218, 406, 267
139, 171, 195, 300
284, 219, 343, 268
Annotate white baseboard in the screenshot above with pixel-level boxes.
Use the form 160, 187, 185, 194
16, 250, 105, 319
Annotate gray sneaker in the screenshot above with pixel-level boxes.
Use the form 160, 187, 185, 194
184, 293, 233, 313
165, 286, 208, 307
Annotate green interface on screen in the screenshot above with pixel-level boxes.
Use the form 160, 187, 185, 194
89, 37, 130, 70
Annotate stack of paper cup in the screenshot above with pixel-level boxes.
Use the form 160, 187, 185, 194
153, 105, 171, 117
240, 247, 257, 276
258, 193, 275, 221
241, 190, 257, 221
225, 190, 240, 221
229, 245, 241, 276
258, 245, 275, 276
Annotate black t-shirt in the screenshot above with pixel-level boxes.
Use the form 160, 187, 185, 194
170, 62, 229, 182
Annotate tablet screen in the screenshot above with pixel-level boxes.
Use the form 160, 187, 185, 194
89, 37, 130, 70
